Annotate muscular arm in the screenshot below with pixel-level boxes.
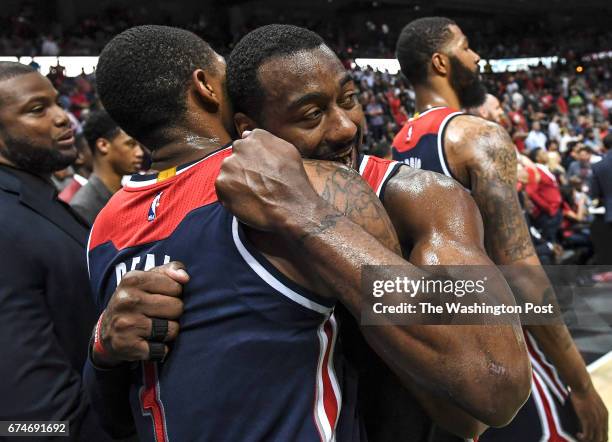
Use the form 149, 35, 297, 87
446, 117, 606, 437
269, 160, 528, 425
382, 167, 529, 436
217, 129, 530, 425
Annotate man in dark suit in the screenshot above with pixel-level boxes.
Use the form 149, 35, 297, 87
0, 61, 112, 440
591, 134, 612, 264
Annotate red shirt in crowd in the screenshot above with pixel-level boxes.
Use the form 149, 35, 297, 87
525, 164, 562, 217
556, 96, 569, 114
508, 110, 528, 152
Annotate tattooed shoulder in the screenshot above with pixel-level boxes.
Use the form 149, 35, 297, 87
303, 160, 401, 254
449, 117, 534, 263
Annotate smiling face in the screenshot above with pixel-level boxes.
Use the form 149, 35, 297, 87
0, 72, 76, 174
249, 45, 363, 168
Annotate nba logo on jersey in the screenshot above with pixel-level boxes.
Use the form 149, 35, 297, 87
406, 125, 414, 142
403, 157, 422, 169
147, 191, 163, 222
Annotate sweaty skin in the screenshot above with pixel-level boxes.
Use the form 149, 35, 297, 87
411, 22, 607, 442
217, 129, 531, 427
376, 165, 519, 437
226, 41, 531, 432
229, 42, 529, 434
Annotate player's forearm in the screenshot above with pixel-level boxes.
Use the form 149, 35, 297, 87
279, 202, 529, 425
508, 255, 592, 393
483, 187, 592, 393
280, 196, 413, 313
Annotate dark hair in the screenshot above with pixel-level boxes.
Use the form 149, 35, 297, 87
0, 61, 36, 82
604, 133, 612, 151
83, 110, 121, 154
529, 147, 543, 162
0, 62, 37, 107
560, 185, 575, 206
396, 17, 456, 85
96, 25, 217, 148
227, 24, 324, 120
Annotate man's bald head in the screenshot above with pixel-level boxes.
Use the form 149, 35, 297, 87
469, 93, 504, 124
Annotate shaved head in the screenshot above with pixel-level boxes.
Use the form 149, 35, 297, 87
469, 93, 504, 124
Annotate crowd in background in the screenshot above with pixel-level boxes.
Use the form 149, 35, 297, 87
1, 4, 611, 60
11, 7, 608, 267
353, 58, 612, 265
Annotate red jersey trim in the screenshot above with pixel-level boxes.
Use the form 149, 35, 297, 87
359, 155, 400, 197
89, 147, 232, 251
392, 107, 460, 154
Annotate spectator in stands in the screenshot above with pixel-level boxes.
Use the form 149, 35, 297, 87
560, 127, 581, 153
567, 146, 593, 183
590, 133, 612, 264
582, 127, 600, 151
508, 102, 529, 151
546, 139, 560, 152
71, 110, 143, 225
525, 120, 548, 151
59, 134, 93, 203
548, 115, 561, 142
548, 150, 568, 186
41, 34, 60, 56
527, 147, 563, 242
560, 185, 593, 264
365, 94, 385, 141
569, 88, 585, 113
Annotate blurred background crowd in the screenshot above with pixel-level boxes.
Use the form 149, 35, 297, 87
2, 0, 610, 268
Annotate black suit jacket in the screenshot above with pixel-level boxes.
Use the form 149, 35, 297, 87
0, 165, 111, 441
591, 152, 612, 223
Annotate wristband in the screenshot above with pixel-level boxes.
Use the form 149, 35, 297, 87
93, 311, 108, 358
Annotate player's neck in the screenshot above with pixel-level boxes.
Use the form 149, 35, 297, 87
414, 83, 461, 112
150, 135, 230, 172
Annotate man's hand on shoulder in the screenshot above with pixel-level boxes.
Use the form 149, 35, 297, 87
215, 129, 324, 234
92, 261, 189, 367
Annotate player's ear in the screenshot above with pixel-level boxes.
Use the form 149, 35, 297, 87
431, 52, 449, 77
191, 69, 220, 109
96, 138, 110, 155
234, 112, 256, 137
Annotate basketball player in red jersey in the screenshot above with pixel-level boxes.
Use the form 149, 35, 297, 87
391, 17, 607, 442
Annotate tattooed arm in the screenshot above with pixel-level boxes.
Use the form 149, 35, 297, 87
216, 129, 530, 426
446, 116, 608, 441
